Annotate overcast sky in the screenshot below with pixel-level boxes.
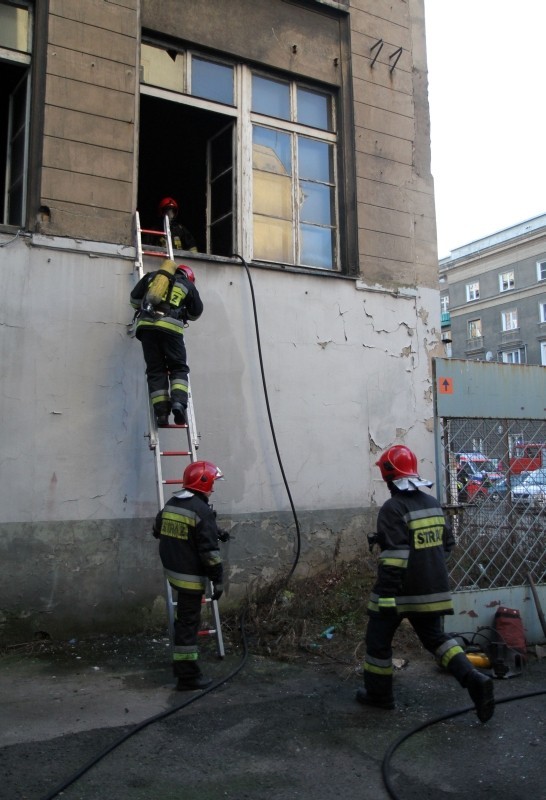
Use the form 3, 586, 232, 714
423, 1, 545, 258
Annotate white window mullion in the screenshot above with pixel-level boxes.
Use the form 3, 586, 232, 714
292, 131, 299, 264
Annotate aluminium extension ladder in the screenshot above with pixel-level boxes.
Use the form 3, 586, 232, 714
134, 211, 225, 658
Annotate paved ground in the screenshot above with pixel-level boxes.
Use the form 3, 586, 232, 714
1, 631, 546, 800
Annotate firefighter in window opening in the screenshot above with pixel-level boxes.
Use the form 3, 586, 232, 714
153, 460, 231, 690
130, 260, 203, 426
358, 444, 495, 723
158, 196, 198, 253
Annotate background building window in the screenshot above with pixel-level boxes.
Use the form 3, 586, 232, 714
539, 302, 546, 323
502, 350, 521, 364
537, 260, 546, 281
466, 281, 480, 302
468, 318, 482, 338
499, 270, 515, 292
501, 309, 518, 331
440, 294, 449, 313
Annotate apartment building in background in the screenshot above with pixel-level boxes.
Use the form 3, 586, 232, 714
439, 214, 546, 364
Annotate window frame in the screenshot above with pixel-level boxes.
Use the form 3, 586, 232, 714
467, 318, 482, 339
539, 301, 546, 324
139, 42, 343, 272
501, 349, 521, 364
466, 281, 480, 302
498, 270, 515, 292
501, 309, 518, 331
537, 260, 546, 282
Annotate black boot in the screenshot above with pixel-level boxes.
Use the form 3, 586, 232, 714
171, 402, 187, 426
355, 687, 395, 710
466, 669, 495, 723
176, 675, 213, 691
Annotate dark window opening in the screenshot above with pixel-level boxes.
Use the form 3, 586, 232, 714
0, 61, 28, 225
138, 94, 234, 257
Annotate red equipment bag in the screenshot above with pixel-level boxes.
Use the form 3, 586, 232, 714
494, 606, 527, 658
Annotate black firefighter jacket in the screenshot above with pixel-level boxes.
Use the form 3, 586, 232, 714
130, 269, 203, 339
153, 489, 223, 594
368, 487, 455, 617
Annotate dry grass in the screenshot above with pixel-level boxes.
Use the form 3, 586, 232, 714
221, 556, 428, 678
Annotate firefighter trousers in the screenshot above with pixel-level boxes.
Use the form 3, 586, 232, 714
364, 613, 474, 699
172, 591, 204, 679
139, 330, 189, 416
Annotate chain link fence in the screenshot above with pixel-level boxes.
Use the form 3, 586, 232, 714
439, 417, 546, 592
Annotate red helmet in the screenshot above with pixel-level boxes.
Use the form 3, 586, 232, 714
177, 264, 195, 283
376, 445, 419, 482
158, 196, 178, 217
183, 461, 224, 493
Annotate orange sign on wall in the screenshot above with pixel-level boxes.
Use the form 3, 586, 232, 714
438, 377, 454, 394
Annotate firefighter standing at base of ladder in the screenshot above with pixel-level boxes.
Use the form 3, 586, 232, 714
153, 460, 229, 690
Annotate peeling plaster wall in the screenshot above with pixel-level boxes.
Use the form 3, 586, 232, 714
0, 237, 441, 640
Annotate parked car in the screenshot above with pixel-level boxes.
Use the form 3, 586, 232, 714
488, 472, 531, 502
455, 453, 503, 504
455, 452, 504, 483
511, 468, 546, 507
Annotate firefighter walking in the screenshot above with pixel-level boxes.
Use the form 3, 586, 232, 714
358, 445, 495, 723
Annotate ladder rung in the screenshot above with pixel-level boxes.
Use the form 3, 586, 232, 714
140, 227, 164, 236
160, 450, 191, 457
198, 629, 217, 637
142, 250, 168, 258
163, 479, 184, 485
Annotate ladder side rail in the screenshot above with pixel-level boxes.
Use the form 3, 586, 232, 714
206, 579, 226, 658
185, 385, 199, 459
163, 213, 174, 260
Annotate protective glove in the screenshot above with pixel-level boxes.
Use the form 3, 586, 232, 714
152, 526, 160, 539
211, 584, 224, 602
217, 528, 231, 543
377, 597, 397, 616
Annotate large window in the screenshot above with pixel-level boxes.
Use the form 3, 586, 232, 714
0, 1, 32, 226
138, 44, 340, 270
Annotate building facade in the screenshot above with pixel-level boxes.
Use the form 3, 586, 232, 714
439, 215, 546, 365
0, 0, 442, 641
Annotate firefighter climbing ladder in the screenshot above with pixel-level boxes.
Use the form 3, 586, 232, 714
134, 210, 225, 658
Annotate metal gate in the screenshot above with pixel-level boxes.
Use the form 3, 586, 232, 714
433, 358, 546, 643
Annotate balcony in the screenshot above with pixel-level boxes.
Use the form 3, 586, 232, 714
441, 311, 451, 326
500, 328, 522, 346
465, 336, 484, 353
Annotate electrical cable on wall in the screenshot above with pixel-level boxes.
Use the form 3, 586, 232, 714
232, 253, 302, 580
